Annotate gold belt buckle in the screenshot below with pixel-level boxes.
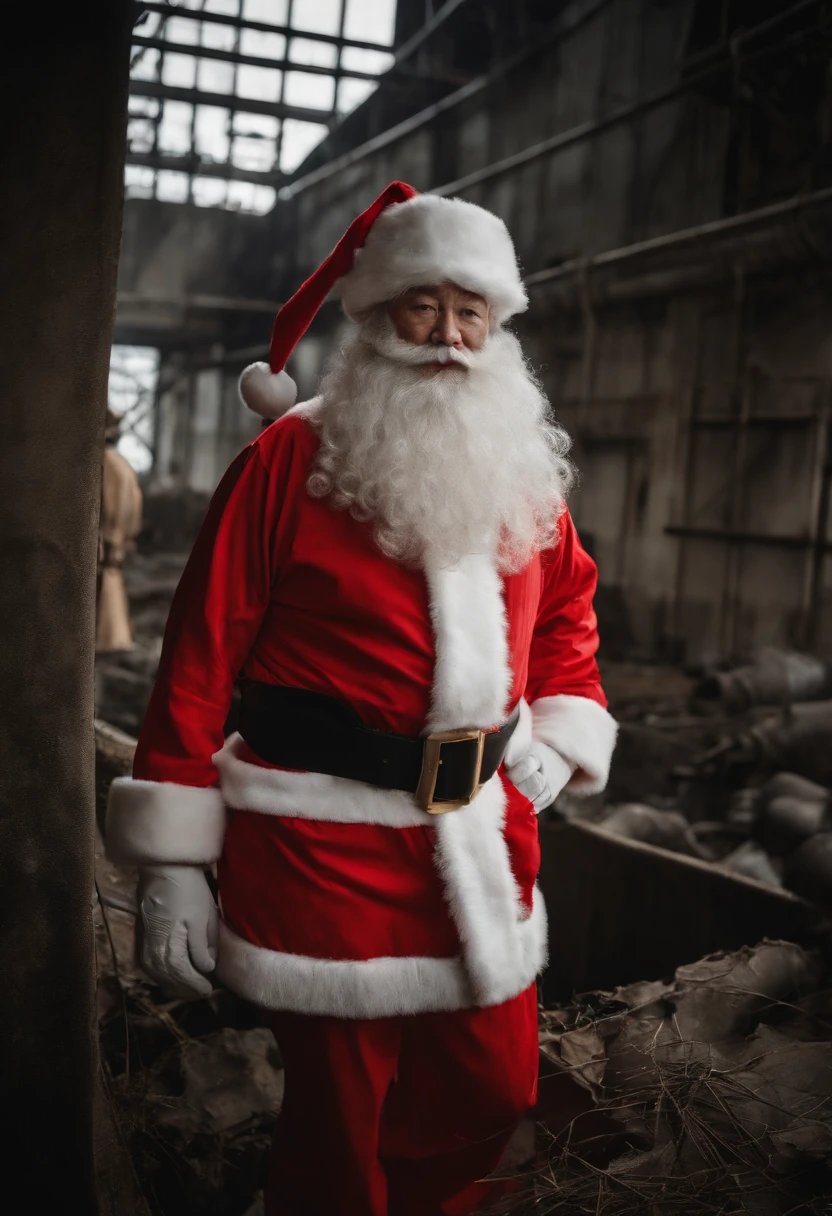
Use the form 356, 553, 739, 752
416, 728, 486, 814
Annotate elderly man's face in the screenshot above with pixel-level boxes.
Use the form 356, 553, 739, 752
387, 282, 490, 370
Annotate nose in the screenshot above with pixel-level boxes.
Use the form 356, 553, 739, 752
431, 309, 463, 349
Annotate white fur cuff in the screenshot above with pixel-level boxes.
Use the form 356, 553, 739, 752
106, 778, 226, 865
531, 694, 618, 795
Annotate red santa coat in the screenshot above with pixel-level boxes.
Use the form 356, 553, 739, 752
107, 401, 617, 1017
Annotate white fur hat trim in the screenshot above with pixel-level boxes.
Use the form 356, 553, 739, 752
340, 195, 528, 325
238, 363, 298, 420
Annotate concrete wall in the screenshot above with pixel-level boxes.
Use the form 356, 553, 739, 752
115, 198, 279, 349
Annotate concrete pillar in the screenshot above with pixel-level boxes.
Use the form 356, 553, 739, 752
0, 3, 132, 1207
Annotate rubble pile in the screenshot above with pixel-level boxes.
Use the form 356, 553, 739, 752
557, 648, 832, 908
94, 558, 832, 1216
503, 941, 832, 1215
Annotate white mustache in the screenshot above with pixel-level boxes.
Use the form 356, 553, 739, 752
361, 320, 476, 369
424, 345, 472, 367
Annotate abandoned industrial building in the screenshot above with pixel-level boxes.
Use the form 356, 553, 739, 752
4, 0, 832, 1212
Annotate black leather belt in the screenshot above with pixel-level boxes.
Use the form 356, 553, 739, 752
238, 683, 519, 814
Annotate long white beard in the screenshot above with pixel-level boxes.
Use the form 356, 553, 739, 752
307, 314, 574, 571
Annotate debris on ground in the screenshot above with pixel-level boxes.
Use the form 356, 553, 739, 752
95, 564, 832, 1215
500, 941, 832, 1215
693, 647, 832, 714
593, 803, 707, 858
549, 648, 832, 912
95, 826, 280, 1216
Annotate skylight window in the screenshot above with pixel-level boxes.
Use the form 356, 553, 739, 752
126, 0, 399, 214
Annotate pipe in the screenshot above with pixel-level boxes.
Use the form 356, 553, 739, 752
524, 185, 832, 289
116, 290, 282, 314
279, 0, 613, 200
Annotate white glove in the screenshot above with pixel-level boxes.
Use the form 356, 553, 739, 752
507, 741, 574, 813
137, 865, 219, 998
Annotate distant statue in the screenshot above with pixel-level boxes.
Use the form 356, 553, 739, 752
96, 408, 143, 652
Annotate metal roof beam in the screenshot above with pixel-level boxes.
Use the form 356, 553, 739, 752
132, 34, 380, 81
129, 79, 333, 125
135, 2, 389, 54
131, 33, 463, 86
125, 149, 279, 184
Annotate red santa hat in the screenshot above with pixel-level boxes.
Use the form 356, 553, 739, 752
239, 181, 529, 420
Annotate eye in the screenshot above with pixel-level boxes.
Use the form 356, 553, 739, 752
461, 308, 480, 318
412, 303, 434, 313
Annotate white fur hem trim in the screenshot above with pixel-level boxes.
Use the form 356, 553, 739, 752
531, 694, 618, 795
105, 778, 226, 865
213, 733, 433, 825
216, 891, 546, 1016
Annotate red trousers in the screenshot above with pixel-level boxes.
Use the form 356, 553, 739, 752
266, 984, 538, 1215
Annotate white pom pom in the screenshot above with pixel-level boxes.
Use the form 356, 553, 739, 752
238, 363, 298, 420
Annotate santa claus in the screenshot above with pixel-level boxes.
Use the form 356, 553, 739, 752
106, 182, 617, 1215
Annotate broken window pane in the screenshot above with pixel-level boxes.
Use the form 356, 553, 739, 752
133, 11, 163, 37
232, 136, 276, 172
108, 346, 159, 475
233, 112, 279, 139
237, 64, 282, 101
130, 47, 160, 81
225, 180, 276, 213
157, 102, 194, 155
194, 105, 230, 163
284, 71, 334, 112
128, 117, 156, 154
344, 0, 395, 45
124, 164, 155, 199
156, 170, 190, 203
129, 95, 159, 118
226, 180, 257, 211
280, 119, 328, 173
